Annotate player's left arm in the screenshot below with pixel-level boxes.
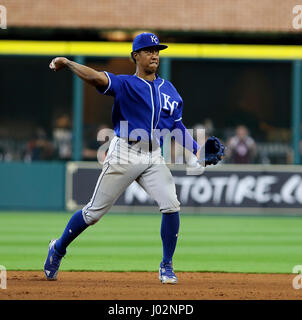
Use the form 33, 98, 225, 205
171, 97, 200, 152
173, 120, 201, 156
173, 121, 225, 167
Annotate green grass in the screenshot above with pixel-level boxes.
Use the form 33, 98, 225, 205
0, 211, 301, 273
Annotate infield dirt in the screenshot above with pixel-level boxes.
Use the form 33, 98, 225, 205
0, 271, 301, 300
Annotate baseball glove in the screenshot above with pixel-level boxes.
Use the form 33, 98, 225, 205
204, 136, 225, 166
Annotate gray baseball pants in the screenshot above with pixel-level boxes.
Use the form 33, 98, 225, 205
82, 136, 180, 225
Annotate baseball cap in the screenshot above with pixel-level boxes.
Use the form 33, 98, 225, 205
132, 33, 168, 52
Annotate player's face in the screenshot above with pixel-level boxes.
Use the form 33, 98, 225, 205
135, 47, 160, 74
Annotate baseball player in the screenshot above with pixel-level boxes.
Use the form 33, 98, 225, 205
44, 33, 221, 284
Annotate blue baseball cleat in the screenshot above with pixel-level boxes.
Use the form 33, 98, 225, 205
159, 261, 178, 284
44, 239, 65, 281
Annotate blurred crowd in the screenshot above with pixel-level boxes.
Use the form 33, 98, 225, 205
0, 115, 293, 164
225, 125, 257, 164
0, 114, 110, 163
169, 119, 292, 165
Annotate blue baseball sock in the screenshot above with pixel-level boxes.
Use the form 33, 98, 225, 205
160, 212, 180, 264
55, 210, 88, 256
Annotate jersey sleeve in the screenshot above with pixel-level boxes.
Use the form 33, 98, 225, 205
96, 71, 122, 96
174, 120, 201, 155
173, 98, 183, 123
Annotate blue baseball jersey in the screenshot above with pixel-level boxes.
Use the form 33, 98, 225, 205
98, 72, 183, 145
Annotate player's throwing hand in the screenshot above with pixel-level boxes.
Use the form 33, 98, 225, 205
49, 57, 69, 71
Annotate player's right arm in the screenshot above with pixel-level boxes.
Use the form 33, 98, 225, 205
49, 57, 109, 90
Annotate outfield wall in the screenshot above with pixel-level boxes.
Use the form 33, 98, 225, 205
1, 162, 302, 214
66, 162, 302, 215
0, 162, 65, 210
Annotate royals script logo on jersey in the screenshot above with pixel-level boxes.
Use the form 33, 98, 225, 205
161, 93, 179, 115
